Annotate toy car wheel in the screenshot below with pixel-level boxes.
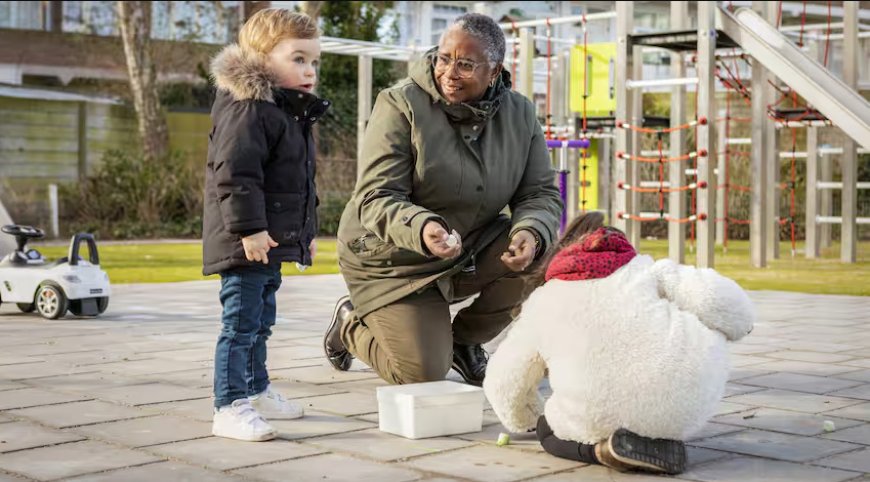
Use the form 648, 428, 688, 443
35, 284, 68, 320
97, 297, 109, 314
17, 303, 35, 313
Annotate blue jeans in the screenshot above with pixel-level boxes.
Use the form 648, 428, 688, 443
213, 265, 282, 408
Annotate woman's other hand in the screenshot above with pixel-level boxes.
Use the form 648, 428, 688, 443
501, 230, 537, 272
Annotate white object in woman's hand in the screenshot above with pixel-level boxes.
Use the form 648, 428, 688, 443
423, 222, 462, 259
446, 232, 459, 248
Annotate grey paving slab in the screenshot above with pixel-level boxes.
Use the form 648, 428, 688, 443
139, 367, 213, 388
2, 278, 870, 481
745, 360, 864, 377
685, 446, 735, 467
270, 364, 380, 385
693, 429, 860, 462
724, 383, 766, 397
840, 359, 870, 369
96, 358, 212, 377
820, 423, 870, 445
146, 437, 325, 470
835, 369, 870, 383
729, 355, 774, 368
89, 383, 210, 406
325, 377, 392, 394
728, 367, 776, 382
128, 346, 214, 363
528, 465, 665, 481
728, 343, 782, 356
764, 351, 858, 364
0, 471, 29, 482
714, 400, 756, 417
0, 421, 83, 453
21, 372, 145, 394
140, 398, 215, 423
295, 391, 379, 416
455, 421, 545, 453
0, 441, 161, 480
403, 445, 581, 481
812, 447, 870, 473
828, 384, 870, 401
713, 408, 864, 436
306, 428, 475, 462
772, 341, 865, 354
823, 402, 870, 423
234, 453, 423, 482
0, 382, 25, 392
725, 389, 866, 413
69, 415, 212, 447
270, 410, 376, 440
267, 379, 348, 399
687, 422, 748, 442
0, 388, 90, 410
62, 461, 247, 482
8, 400, 152, 428
676, 455, 857, 482
739, 372, 865, 394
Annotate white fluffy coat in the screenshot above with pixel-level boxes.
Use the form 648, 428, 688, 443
483, 255, 756, 443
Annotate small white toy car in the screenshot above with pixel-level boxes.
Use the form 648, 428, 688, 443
0, 225, 110, 319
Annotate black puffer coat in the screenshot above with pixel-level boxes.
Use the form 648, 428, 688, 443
202, 44, 330, 276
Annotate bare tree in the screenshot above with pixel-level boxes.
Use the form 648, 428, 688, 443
117, 1, 169, 162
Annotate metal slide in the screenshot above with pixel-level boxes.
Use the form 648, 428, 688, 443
717, 7, 870, 150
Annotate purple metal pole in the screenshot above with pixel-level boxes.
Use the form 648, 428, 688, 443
546, 139, 591, 149
559, 170, 568, 234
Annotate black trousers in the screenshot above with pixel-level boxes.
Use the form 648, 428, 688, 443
537, 416, 600, 465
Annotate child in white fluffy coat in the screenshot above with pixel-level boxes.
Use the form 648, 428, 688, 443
483, 213, 755, 474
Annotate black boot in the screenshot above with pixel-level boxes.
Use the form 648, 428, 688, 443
324, 296, 354, 371
597, 428, 687, 475
451, 342, 488, 386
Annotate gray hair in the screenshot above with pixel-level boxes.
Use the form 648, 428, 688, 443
449, 13, 505, 66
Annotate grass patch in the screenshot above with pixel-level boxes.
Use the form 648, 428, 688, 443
36, 239, 339, 285
34, 238, 869, 296
640, 239, 870, 296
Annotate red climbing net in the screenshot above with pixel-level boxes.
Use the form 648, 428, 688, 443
615, 118, 709, 224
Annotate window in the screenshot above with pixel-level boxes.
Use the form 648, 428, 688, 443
0, 1, 42, 30
63, 1, 117, 36
431, 18, 448, 44
152, 1, 238, 44
0, 2, 12, 28
433, 4, 467, 15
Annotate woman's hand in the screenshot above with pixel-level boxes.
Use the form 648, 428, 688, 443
242, 230, 279, 264
423, 221, 462, 259
309, 239, 317, 259
501, 230, 537, 272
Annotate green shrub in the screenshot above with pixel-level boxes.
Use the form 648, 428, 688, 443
60, 150, 204, 239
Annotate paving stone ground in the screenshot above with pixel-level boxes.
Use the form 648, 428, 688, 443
0, 275, 868, 481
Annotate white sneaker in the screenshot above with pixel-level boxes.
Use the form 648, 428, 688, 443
249, 385, 304, 420
212, 399, 277, 442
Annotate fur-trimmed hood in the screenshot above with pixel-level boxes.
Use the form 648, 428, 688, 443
211, 44, 280, 103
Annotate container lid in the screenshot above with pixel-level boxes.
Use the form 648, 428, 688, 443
377, 380, 484, 408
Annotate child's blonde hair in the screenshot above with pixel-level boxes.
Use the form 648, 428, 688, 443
239, 9, 319, 55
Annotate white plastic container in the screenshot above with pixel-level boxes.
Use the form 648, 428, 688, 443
376, 380, 485, 439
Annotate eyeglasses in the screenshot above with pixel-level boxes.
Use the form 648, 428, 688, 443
432, 53, 489, 79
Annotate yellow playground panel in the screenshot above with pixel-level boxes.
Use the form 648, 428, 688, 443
570, 43, 617, 116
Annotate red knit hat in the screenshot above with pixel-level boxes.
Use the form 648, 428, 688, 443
544, 228, 637, 282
